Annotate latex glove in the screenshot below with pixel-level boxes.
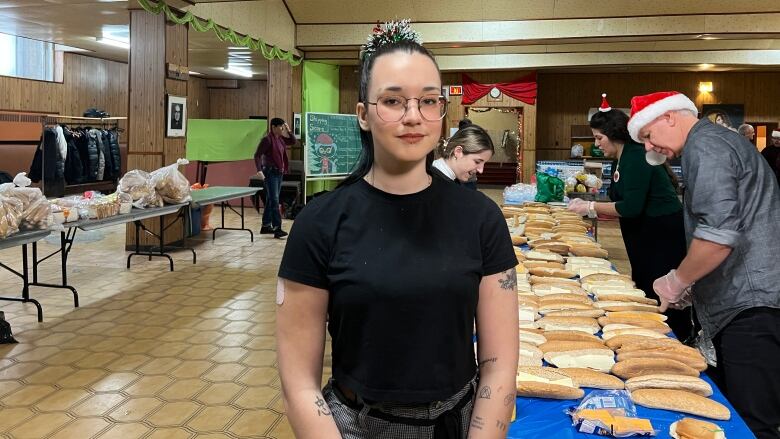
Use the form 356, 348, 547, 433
567, 198, 590, 216
653, 270, 692, 312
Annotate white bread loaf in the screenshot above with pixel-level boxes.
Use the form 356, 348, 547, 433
632, 389, 730, 420
625, 374, 713, 397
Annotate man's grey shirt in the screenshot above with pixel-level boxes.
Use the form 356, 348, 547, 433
682, 119, 780, 339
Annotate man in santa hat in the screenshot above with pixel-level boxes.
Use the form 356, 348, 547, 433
627, 91, 780, 439
761, 129, 780, 186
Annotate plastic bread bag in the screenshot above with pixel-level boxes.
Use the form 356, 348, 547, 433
119, 169, 163, 208
150, 158, 192, 204
0, 190, 24, 239
567, 390, 657, 437
3, 173, 53, 231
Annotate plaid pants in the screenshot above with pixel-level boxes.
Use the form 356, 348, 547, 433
323, 376, 478, 439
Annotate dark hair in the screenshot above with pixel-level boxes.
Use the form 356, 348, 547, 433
458, 118, 472, 130
439, 124, 493, 158
339, 41, 440, 187
589, 110, 631, 144
270, 117, 285, 127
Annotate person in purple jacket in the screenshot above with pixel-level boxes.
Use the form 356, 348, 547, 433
255, 117, 297, 238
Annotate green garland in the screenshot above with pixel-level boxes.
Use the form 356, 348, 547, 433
138, 0, 302, 66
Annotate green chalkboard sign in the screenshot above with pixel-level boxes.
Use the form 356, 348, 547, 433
305, 112, 362, 178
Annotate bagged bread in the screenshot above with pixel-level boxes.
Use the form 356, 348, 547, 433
150, 159, 192, 204
119, 169, 163, 208
0, 192, 24, 238
1, 174, 52, 231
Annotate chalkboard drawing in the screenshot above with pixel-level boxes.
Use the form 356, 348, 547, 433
314, 133, 338, 174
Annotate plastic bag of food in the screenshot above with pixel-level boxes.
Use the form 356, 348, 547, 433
150, 158, 191, 204
535, 172, 565, 203
2, 173, 52, 230
0, 192, 24, 239
119, 169, 163, 208
568, 390, 656, 437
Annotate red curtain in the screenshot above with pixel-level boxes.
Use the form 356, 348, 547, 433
461, 72, 537, 105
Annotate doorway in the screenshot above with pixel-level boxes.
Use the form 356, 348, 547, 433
748, 121, 778, 152
464, 107, 522, 185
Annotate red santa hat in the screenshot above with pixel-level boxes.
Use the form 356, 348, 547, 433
599, 93, 611, 112
627, 91, 697, 142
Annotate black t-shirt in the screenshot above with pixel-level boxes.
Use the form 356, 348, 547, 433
279, 175, 516, 403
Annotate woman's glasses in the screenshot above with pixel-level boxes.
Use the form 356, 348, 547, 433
366, 95, 448, 122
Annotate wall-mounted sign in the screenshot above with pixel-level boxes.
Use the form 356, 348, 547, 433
449, 85, 463, 96
166, 63, 189, 81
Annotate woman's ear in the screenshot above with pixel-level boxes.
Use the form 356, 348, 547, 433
453, 145, 464, 159
357, 103, 370, 131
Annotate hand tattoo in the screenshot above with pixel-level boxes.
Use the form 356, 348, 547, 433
499, 269, 517, 291
315, 395, 331, 416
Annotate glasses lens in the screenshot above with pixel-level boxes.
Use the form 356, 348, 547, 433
376, 96, 406, 122
420, 95, 446, 121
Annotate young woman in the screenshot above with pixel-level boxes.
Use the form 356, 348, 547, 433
276, 21, 518, 439
431, 124, 494, 186
254, 117, 296, 238
568, 94, 693, 341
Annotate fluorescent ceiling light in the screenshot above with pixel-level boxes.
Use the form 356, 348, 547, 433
96, 37, 129, 49
189, 71, 203, 76
55, 43, 89, 52
224, 66, 253, 78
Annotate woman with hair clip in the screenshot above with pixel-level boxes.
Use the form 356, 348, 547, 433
276, 20, 518, 439
568, 94, 694, 342
432, 124, 495, 187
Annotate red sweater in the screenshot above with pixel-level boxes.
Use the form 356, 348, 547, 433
255, 133, 296, 173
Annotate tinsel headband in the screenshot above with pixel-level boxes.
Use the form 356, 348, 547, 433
360, 19, 422, 61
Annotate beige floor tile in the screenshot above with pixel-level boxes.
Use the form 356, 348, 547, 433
124, 375, 173, 396
90, 372, 140, 392
202, 363, 245, 382
195, 382, 243, 405
0, 407, 35, 432
146, 427, 194, 439
169, 360, 215, 379
137, 357, 183, 375
9, 412, 72, 439
209, 347, 248, 364
229, 409, 279, 437
187, 406, 240, 432
70, 393, 127, 417
159, 378, 210, 401
108, 397, 164, 422
41, 349, 91, 366
104, 354, 152, 372
237, 367, 277, 387
268, 415, 296, 439
57, 369, 107, 388
24, 365, 76, 384
1, 384, 57, 406
34, 388, 91, 411
146, 401, 202, 427
49, 417, 111, 439
241, 350, 276, 367
233, 386, 277, 409
95, 422, 151, 439
0, 379, 22, 398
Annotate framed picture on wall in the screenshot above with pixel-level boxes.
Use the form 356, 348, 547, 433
293, 113, 302, 139
702, 104, 744, 131
166, 95, 187, 137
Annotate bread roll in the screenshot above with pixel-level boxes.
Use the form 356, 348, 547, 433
598, 295, 659, 305
526, 220, 555, 230
560, 235, 597, 244
539, 340, 610, 354
536, 316, 600, 334
569, 245, 609, 258
518, 330, 547, 346
581, 273, 633, 283
516, 367, 584, 400
511, 235, 527, 246
544, 349, 615, 373
538, 303, 595, 315
530, 276, 580, 287
525, 250, 565, 263
558, 368, 625, 390
532, 243, 571, 255
595, 302, 660, 313
606, 311, 667, 322
616, 349, 707, 372
518, 342, 544, 366
529, 267, 576, 279
611, 358, 700, 379
544, 309, 605, 318
606, 334, 680, 350
631, 389, 730, 420
617, 340, 698, 356
554, 224, 588, 233
598, 317, 671, 334
533, 284, 587, 296
523, 260, 566, 270
602, 323, 646, 333
625, 374, 713, 397
670, 417, 726, 439
540, 293, 592, 305
542, 331, 604, 344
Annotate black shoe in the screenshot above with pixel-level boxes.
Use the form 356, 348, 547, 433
273, 229, 288, 239
260, 225, 274, 234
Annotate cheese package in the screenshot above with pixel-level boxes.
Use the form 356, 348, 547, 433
568, 390, 656, 437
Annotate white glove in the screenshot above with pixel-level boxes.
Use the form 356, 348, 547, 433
653, 270, 693, 312
567, 198, 590, 216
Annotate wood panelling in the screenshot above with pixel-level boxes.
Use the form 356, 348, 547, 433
339, 66, 360, 115
205, 79, 238, 89
0, 52, 128, 139
209, 80, 268, 119
291, 64, 303, 160
188, 77, 210, 119
268, 59, 293, 123
163, 20, 188, 166
536, 71, 780, 160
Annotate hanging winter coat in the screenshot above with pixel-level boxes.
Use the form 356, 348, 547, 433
85, 128, 100, 181
63, 128, 85, 184
89, 129, 106, 180
108, 129, 122, 177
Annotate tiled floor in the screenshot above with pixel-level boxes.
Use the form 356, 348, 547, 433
0, 200, 628, 439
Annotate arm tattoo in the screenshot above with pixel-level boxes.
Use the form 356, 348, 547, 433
315, 395, 332, 416
478, 357, 497, 367
478, 385, 492, 399
496, 420, 507, 431
504, 393, 515, 407
470, 416, 485, 430
498, 269, 517, 291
